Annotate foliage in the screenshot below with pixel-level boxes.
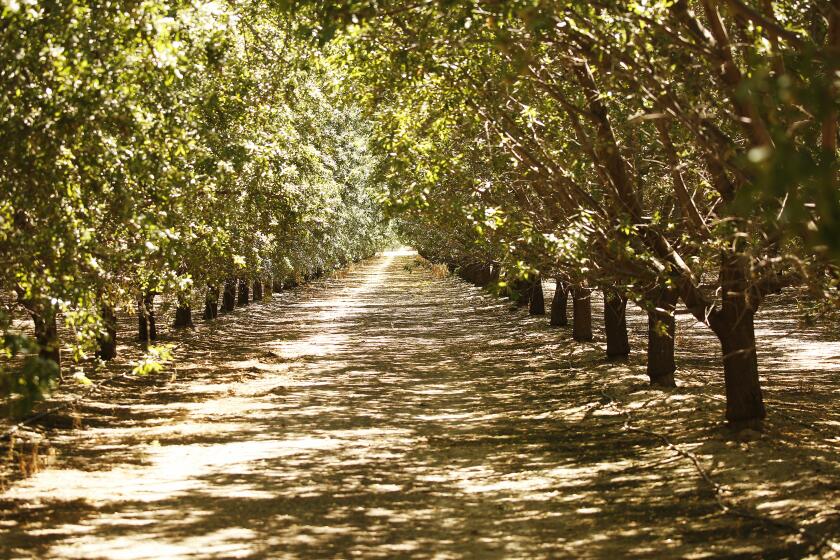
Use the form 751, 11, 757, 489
284, 0, 839, 424
132, 344, 175, 377
292, 0, 838, 303
0, 0, 389, 412
1, 0, 837, 424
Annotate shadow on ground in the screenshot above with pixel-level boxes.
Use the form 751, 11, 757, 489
0, 253, 838, 559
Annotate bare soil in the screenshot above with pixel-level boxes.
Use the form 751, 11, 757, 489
1, 251, 838, 559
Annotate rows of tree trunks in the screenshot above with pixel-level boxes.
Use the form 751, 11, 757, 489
309, 0, 840, 429
432, 252, 767, 428
76, 261, 371, 364
440, 255, 684, 393
1, 2, 391, 412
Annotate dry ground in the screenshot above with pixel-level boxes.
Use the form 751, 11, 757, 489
0, 251, 838, 559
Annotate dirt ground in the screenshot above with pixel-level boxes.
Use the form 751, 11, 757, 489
0, 250, 838, 559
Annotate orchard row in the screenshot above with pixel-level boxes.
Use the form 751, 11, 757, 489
0, 2, 389, 410
309, 0, 840, 427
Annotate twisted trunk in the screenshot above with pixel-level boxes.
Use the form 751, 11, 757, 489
710, 251, 766, 427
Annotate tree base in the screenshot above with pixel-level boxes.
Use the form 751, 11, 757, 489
237, 279, 250, 306
223, 279, 237, 312
550, 280, 568, 327
648, 372, 677, 388
572, 287, 593, 342
174, 306, 194, 329
529, 276, 545, 315
727, 419, 764, 434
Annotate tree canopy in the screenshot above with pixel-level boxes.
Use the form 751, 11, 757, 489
290, 0, 839, 425
1, 0, 837, 427
1, 0, 390, 411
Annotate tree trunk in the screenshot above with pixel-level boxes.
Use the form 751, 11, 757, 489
717, 311, 764, 427
550, 280, 568, 327
647, 287, 678, 387
96, 303, 117, 361
203, 285, 220, 320
32, 307, 60, 371
237, 278, 250, 306
138, 292, 157, 346
462, 262, 498, 287
253, 278, 263, 301
572, 286, 593, 342
466, 263, 478, 284
711, 251, 766, 427
529, 275, 545, 315
272, 278, 283, 293
16, 290, 61, 373
138, 296, 149, 346
145, 292, 157, 341
509, 277, 531, 307
223, 278, 237, 312
604, 290, 630, 358
174, 297, 194, 329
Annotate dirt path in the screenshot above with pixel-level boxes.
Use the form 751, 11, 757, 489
1, 252, 838, 559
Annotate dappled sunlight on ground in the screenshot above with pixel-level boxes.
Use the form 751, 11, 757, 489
382, 247, 417, 257
0, 254, 838, 558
